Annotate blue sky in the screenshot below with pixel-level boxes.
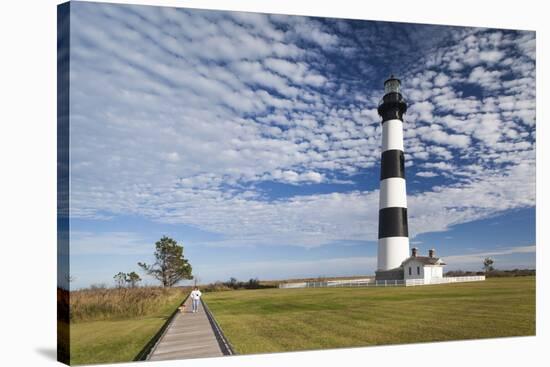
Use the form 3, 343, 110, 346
66, 2, 535, 289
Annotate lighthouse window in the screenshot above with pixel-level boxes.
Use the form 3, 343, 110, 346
417, 266, 420, 275
384, 79, 401, 94
408, 267, 412, 276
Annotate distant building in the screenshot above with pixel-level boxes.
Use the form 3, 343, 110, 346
402, 248, 446, 283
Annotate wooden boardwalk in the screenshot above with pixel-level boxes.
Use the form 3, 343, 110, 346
147, 296, 226, 361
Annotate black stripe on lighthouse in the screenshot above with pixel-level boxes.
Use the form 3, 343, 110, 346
378, 207, 409, 239
380, 150, 405, 180
378, 93, 407, 122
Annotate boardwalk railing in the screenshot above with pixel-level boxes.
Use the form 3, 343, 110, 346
279, 276, 485, 289
201, 299, 235, 356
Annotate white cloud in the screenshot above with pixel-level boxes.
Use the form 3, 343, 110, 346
164, 152, 180, 162
427, 146, 453, 160
468, 66, 502, 90
433, 73, 450, 87
418, 126, 471, 148
264, 58, 327, 87
416, 171, 438, 178
267, 169, 324, 184
290, 19, 339, 49
478, 50, 505, 64
422, 161, 455, 171
448, 60, 463, 71
409, 101, 434, 122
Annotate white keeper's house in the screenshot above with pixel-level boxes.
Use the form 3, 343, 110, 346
402, 248, 446, 282
401, 247, 447, 284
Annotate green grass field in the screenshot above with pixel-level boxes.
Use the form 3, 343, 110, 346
204, 276, 535, 354
70, 288, 185, 365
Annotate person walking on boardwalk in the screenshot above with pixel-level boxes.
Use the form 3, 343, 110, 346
190, 287, 202, 313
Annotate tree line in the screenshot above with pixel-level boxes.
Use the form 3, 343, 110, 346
201, 277, 277, 292
445, 257, 536, 278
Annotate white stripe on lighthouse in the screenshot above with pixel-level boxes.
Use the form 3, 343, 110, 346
382, 119, 404, 152
379, 177, 407, 209
377, 237, 410, 271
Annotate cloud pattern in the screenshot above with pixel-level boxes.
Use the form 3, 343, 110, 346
68, 3, 535, 249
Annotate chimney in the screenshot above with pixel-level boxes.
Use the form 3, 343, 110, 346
411, 247, 418, 257
429, 249, 435, 258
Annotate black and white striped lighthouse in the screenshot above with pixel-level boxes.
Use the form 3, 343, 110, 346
375, 76, 410, 280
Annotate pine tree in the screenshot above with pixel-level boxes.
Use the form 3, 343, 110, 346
138, 236, 193, 287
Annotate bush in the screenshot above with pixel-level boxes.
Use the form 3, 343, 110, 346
445, 269, 536, 278
485, 269, 536, 278
444, 270, 485, 277
201, 278, 277, 292
201, 282, 233, 293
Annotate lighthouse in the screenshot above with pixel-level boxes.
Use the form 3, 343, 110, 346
375, 76, 410, 281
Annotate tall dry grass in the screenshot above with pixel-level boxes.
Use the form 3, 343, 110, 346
70, 286, 188, 323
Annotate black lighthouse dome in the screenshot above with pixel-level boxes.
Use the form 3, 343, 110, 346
377, 75, 407, 122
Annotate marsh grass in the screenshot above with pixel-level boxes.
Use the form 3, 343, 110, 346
70, 286, 187, 322
69, 286, 188, 364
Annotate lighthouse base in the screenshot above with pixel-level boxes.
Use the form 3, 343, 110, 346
375, 267, 404, 281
